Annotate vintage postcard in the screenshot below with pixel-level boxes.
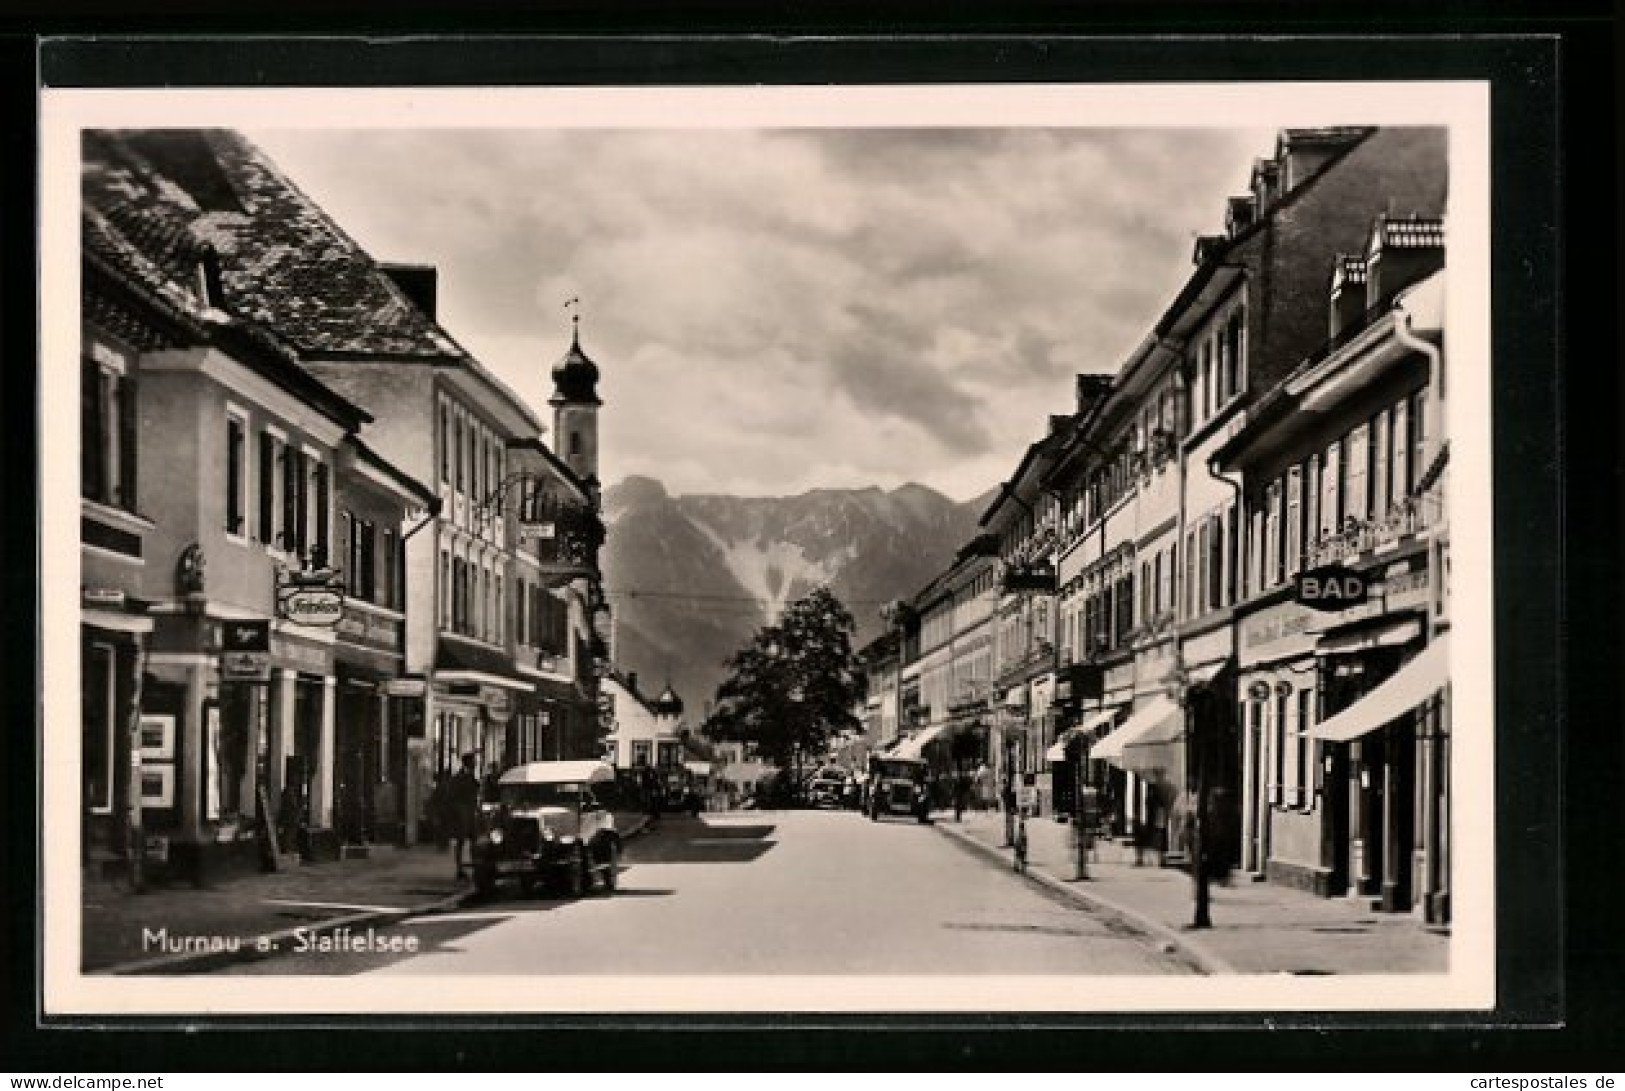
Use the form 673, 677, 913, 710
40, 78, 1494, 1016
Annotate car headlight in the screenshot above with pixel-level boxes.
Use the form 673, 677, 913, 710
540, 824, 556, 841
488, 828, 505, 845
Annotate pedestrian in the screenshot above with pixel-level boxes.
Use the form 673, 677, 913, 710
427, 765, 449, 848
481, 764, 501, 804
446, 753, 480, 879
972, 760, 991, 812
953, 770, 969, 823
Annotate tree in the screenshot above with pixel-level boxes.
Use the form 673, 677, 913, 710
702, 587, 866, 799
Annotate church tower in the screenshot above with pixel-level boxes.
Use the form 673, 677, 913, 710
549, 310, 602, 489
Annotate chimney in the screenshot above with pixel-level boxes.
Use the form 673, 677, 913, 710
381, 262, 438, 319
1329, 254, 1368, 338
1273, 127, 1368, 196
1365, 214, 1446, 307
1075, 373, 1113, 418
1225, 195, 1256, 238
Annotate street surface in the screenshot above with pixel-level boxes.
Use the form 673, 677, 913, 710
226, 810, 1195, 975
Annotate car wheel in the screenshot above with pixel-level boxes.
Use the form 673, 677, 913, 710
565, 846, 588, 897
600, 841, 620, 894
473, 865, 496, 899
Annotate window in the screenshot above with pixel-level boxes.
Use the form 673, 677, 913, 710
1296, 688, 1315, 807
1267, 695, 1280, 806
454, 414, 464, 493
313, 462, 330, 566
225, 412, 247, 536
81, 350, 137, 509
1346, 424, 1369, 522
1208, 514, 1224, 610
357, 519, 377, 602
83, 642, 116, 813
440, 550, 451, 628
382, 529, 399, 610
1284, 466, 1302, 579
1393, 399, 1411, 500
440, 403, 451, 484
1408, 391, 1428, 493
1263, 482, 1281, 587
1321, 440, 1341, 538
1185, 531, 1198, 616
258, 432, 276, 546
1303, 455, 1321, 558
280, 446, 300, 554
631, 740, 652, 767
1371, 411, 1391, 517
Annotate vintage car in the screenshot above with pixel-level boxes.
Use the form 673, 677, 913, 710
866, 757, 931, 823
806, 767, 850, 809
472, 760, 621, 898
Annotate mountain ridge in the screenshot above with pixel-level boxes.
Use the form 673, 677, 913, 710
602, 475, 996, 717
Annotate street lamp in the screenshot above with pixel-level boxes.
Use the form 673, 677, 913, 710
1166, 663, 1212, 930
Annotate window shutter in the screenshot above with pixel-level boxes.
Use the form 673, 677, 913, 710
81, 358, 103, 500
314, 463, 330, 564
225, 418, 243, 533
117, 372, 138, 509
259, 434, 275, 543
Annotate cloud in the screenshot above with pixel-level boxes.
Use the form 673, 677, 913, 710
248, 124, 1271, 500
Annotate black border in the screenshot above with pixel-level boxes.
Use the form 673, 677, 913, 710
7, 22, 1610, 1071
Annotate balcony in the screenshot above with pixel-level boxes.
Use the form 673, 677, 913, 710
1305, 497, 1434, 568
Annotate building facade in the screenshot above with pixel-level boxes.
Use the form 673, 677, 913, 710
80, 128, 612, 879
1216, 218, 1448, 920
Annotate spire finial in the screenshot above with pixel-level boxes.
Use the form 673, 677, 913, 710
564, 296, 581, 344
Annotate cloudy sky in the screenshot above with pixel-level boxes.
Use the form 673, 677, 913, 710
250, 126, 1272, 502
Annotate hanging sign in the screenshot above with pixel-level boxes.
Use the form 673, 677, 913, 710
277, 568, 346, 627
221, 619, 271, 681
1294, 564, 1369, 612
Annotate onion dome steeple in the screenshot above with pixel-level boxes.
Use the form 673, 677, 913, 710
652, 684, 685, 718
550, 311, 602, 408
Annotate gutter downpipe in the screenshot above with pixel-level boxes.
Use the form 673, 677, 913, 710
1171, 360, 1212, 927
1391, 296, 1448, 923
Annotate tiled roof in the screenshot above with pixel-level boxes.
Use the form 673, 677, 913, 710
84, 129, 466, 362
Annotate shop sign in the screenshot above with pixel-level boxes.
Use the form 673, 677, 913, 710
1306, 564, 1431, 632
221, 619, 271, 681
82, 587, 127, 609
1002, 563, 1057, 594
1295, 565, 1369, 612
280, 587, 345, 626
276, 566, 346, 628
1241, 602, 1317, 666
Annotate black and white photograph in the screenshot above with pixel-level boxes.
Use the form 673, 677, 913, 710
40, 79, 1495, 1015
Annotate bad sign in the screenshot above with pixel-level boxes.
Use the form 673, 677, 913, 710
1294, 564, 1369, 612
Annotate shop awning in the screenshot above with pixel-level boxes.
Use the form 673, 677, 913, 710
1121, 702, 1189, 779
893, 722, 950, 760
1090, 696, 1180, 766
1309, 635, 1449, 743
1316, 617, 1423, 656
1079, 708, 1121, 737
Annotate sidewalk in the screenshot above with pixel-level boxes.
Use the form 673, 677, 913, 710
84, 811, 650, 974
935, 809, 1448, 976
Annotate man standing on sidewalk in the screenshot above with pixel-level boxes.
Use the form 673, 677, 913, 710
447, 753, 480, 880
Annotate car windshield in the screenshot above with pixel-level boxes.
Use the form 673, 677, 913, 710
498, 782, 585, 808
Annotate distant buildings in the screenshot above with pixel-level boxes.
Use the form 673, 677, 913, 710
79, 130, 611, 884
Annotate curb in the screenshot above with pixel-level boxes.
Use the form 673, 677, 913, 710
933, 820, 1237, 976
107, 817, 656, 977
